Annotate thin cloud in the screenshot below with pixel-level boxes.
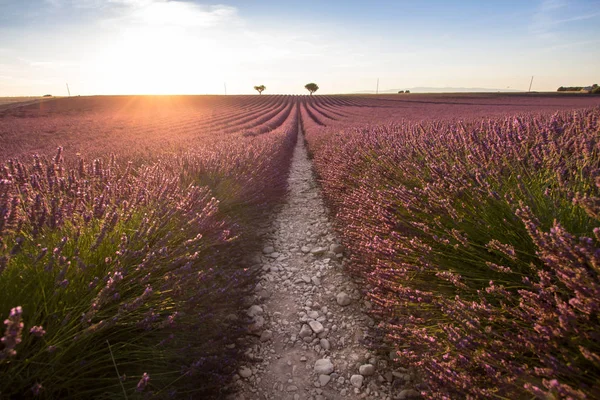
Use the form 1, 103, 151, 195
529, 0, 597, 38
540, 0, 566, 10
128, 2, 238, 27
43, 0, 239, 27
537, 37, 600, 52
30, 60, 75, 68
43, 0, 106, 8
530, 0, 567, 38
553, 11, 600, 24
43, 0, 64, 6
73, 0, 240, 28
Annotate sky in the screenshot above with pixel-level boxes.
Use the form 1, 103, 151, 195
0, 0, 599, 96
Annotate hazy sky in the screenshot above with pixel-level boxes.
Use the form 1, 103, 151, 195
1, 0, 599, 95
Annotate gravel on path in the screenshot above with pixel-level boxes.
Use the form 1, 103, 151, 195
229, 122, 421, 400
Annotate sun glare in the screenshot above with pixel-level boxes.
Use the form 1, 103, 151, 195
90, 6, 229, 95
96, 30, 198, 95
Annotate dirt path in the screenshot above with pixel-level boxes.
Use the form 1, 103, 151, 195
230, 121, 411, 400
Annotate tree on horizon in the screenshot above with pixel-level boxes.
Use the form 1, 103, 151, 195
254, 85, 266, 95
305, 83, 319, 95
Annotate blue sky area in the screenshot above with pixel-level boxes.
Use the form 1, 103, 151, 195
0, 0, 598, 95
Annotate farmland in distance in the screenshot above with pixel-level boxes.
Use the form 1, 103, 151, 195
2, 93, 600, 163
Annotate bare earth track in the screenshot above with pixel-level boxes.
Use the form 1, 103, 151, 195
232, 121, 419, 400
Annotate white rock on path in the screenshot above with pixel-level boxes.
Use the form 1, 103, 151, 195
247, 305, 263, 317
350, 374, 364, 388
239, 366, 253, 378
263, 246, 275, 254
336, 292, 351, 306
299, 324, 313, 338
310, 247, 327, 255
314, 359, 334, 375
359, 364, 375, 376
308, 320, 324, 334
259, 330, 273, 342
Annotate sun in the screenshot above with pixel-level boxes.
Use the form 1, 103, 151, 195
90, 24, 223, 95
78, 0, 243, 95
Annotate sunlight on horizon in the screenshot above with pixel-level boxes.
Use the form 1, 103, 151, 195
87, 3, 233, 95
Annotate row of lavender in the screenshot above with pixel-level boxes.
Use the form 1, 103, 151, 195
0, 102, 299, 398
0, 95, 294, 163
305, 108, 600, 398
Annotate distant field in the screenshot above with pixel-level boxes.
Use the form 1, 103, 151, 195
0, 96, 51, 114
338, 92, 600, 120
0, 94, 294, 162
1, 93, 599, 163
0, 96, 43, 107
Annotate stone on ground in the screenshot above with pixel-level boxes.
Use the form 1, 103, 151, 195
314, 359, 334, 375
239, 366, 252, 378
336, 292, 351, 306
330, 243, 344, 254
359, 364, 375, 376
350, 374, 364, 388
309, 320, 324, 334
263, 246, 275, 254
319, 374, 331, 386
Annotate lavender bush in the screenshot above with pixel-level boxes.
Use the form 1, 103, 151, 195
306, 107, 600, 398
0, 102, 298, 398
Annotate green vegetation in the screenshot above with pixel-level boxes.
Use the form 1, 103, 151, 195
304, 83, 319, 95
558, 84, 598, 92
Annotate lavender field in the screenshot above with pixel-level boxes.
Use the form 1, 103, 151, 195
0, 95, 298, 398
303, 95, 600, 399
1, 93, 600, 398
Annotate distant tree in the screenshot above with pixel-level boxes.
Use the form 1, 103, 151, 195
405, 90, 410, 94
593, 86, 600, 94
398, 90, 404, 94
305, 83, 319, 95
254, 85, 266, 95
558, 86, 584, 92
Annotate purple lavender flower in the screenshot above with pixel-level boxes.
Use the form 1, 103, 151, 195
31, 383, 43, 396
136, 372, 150, 392
1, 306, 24, 359
29, 325, 46, 337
